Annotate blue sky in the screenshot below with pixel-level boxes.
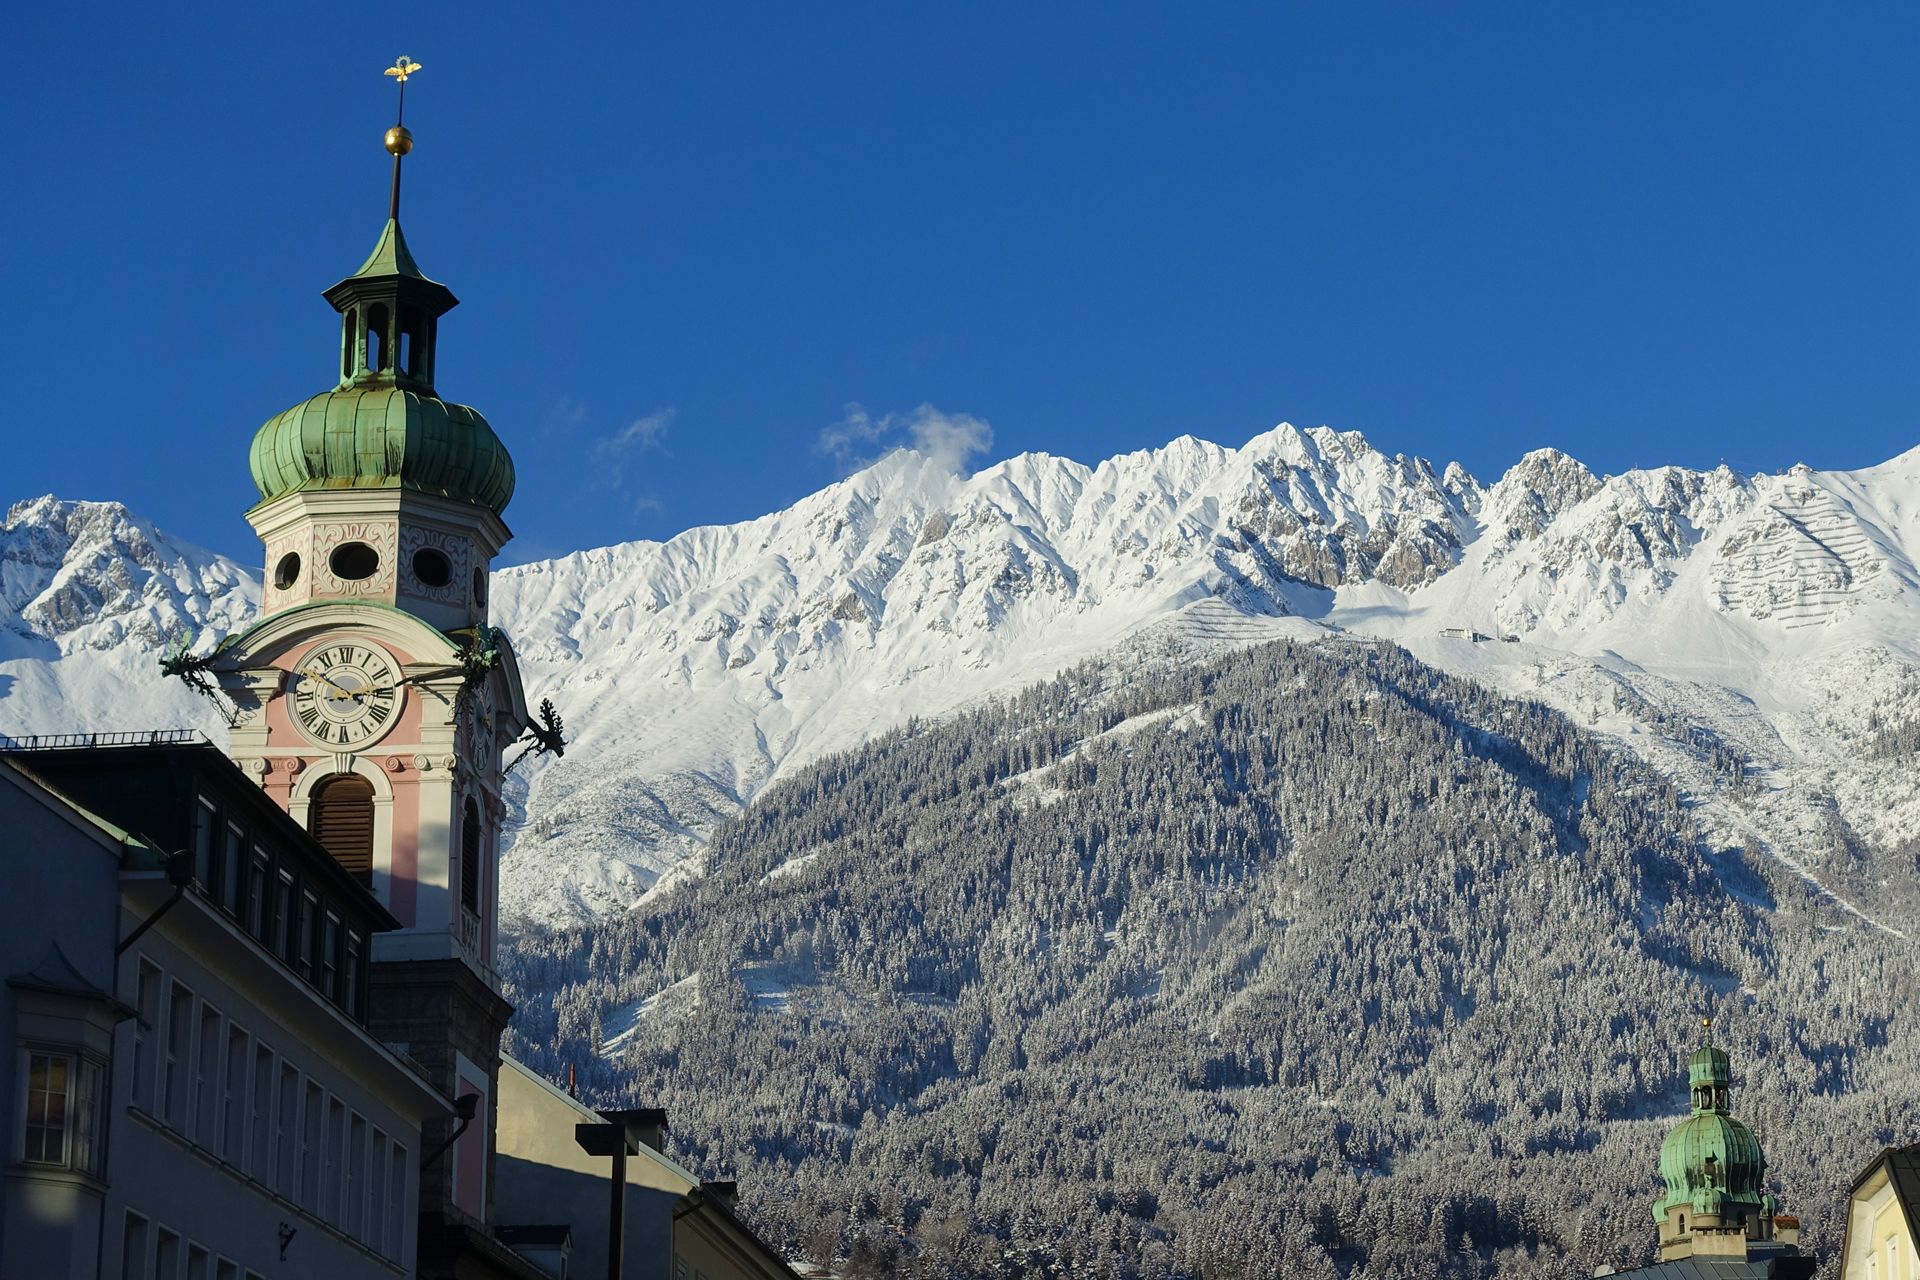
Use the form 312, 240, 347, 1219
3, 5, 1916, 565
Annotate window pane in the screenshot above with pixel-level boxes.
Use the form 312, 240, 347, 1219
251, 1045, 273, 1178
193, 799, 218, 892
247, 849, 270, 938
73, 1059, 100, 1175
120, 1213, 148, 1280
224, 1026, 248, 1167
24, 1052, 68, 1165
131, 959, 161, 1112
165, 982, 193, 1127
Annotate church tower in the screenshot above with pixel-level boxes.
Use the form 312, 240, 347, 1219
1650, 1029, 1798, 1262
214, 58, 529, 1238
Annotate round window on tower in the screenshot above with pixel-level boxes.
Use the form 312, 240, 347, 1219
273, 552, 302, 590
473, 567, 488, 607
412, 547, 452, 588
329, 542, 380, 582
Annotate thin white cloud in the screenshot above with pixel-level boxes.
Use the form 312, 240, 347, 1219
815, 402, 994, 477
591, 409, 674, 489
905, 405, 993, 474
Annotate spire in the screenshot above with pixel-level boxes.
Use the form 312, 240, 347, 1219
382, 56, 422, 222
317, 55, 456, 392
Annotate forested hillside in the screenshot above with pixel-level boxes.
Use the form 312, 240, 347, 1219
503, 638, 1916, 1278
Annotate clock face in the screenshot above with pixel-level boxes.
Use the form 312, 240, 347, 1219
288, 641, 404, 750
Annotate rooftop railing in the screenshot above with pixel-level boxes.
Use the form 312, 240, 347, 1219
0, 728, 210, 751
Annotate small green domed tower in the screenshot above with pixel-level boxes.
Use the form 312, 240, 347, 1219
1650, 1024, 1793, 1261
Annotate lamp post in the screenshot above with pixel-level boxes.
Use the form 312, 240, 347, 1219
577, 1111, 664, 1280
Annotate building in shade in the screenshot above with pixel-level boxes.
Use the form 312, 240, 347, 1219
1838, 1144, 1920, 1280
0, 738, 450, 1279
492, 1056, 798, 1279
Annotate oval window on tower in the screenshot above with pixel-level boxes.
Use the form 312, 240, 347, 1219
412, 547, 452, 588
274, 552, 302, 590
473, 567, 488, 607
329, 542, 380, 581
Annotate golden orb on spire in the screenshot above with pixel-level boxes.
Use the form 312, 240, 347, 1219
385, 126, 414, 156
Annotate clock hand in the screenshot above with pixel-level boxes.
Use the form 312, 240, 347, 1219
298, 667, 359, 700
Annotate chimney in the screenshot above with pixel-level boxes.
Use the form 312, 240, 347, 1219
567, 1062, 577, 1099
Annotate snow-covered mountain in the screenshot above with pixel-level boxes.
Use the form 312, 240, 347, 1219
0, 496, 256, 738
4, 426, 1916, 929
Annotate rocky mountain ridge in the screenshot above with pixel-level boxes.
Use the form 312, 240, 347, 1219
3, 426, 1916, 929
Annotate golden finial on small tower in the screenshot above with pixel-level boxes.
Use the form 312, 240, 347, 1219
381, 56, 423, 220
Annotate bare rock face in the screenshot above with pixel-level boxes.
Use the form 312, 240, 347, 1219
2, 498, 254, 652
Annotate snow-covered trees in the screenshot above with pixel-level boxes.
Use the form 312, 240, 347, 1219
501, 638, 1917, 1278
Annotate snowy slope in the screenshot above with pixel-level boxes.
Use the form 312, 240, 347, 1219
0, 497, 255, 739
3, 430, 1916, 929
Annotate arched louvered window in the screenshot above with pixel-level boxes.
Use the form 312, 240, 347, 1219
460, 796, 482, 914
310, 775, 376, 884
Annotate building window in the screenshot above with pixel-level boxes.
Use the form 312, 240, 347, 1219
274, 551, 302, 591
193, 799, 219, 896
275, 1063, 299, 1199
300, 1081, 322, 1212
369, 1130, 389, 1255
272, 870, 294, 959
164, 981, 193, 1128
223, 1025, 248, 1167
224, 823, 247, 915
320, 912, 342, 1002
195, 1004, 221, 1145
250, 1044, 273, 1178
296, 891, 318, 981
387, 1141, 407, 1259
365, 303, 390, 373
22, 1050, 101, 1174
344, 931, 364, 1019
322, 1097, 345, 1224
121, 1212, 149, 1280
346, 1112, 367, 1238
310, 775, 376, 883
461, 795, 482, 915
131, 959, 161, 1113
247, 848, 271, 939
156, 1228, 180, 1280
329, 541, 381, 581
412, 546, 452, 588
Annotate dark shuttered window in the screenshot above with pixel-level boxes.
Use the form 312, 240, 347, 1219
310, 775, 376, 884
460, 796, 482, 914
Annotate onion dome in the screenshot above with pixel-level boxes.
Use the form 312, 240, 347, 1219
247, 218, 514, 515
1651, 1035, 1776, 1225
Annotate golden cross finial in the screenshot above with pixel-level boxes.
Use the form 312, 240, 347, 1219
380, 56, 423, 220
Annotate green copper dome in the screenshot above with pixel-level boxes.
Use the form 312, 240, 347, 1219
247, 215, 514, 515
248, 385, 515, 515
1651, 1038, 1775, 1224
